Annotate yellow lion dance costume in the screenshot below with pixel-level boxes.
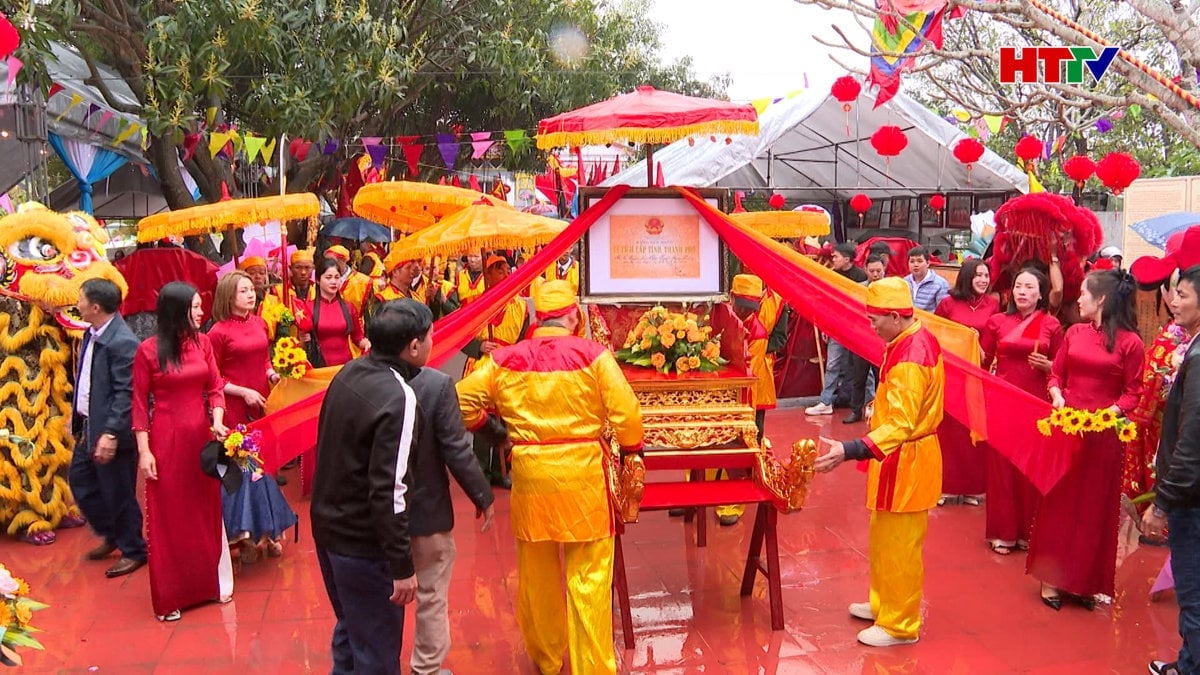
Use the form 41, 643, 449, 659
0, 203, 127, 543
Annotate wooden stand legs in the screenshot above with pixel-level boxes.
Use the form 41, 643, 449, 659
613, 535, 635, 649
739, 503, 784, 630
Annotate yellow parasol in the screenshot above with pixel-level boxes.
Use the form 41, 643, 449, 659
137, 193, 320, 243
729, 208, 831, 239
352, 181, 514, 234
384, 200, 567, 264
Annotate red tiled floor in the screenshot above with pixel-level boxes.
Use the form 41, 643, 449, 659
3, 408, 1183, 673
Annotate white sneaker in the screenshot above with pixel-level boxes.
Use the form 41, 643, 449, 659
848, 602, 875, 621
805, 402, 834, 416
857, 625, 918, 647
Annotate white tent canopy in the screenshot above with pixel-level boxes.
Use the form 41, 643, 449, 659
601, 79, 1028, 200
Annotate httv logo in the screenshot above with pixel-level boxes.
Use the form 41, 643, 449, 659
999, 46, 1119, 84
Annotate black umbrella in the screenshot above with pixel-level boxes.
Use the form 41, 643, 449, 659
321, 217, 392, 243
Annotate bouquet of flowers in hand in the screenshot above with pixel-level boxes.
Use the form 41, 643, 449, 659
223, 424, 266, 481
0, 563, 47, 666
1037, 406, 1138, 443
271, 336, 311, 380
615, 306, 727, 374
260, 300, 295, 330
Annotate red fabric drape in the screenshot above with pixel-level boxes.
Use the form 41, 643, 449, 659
673, 187, 1075, 494
115, 248, 220, 318
251, 185, 632, 472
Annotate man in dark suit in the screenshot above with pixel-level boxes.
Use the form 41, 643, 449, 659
70, 278, 146, 578
1145, 264, 1200, 675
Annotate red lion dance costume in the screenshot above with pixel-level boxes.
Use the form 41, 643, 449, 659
988, 193, 1104, 316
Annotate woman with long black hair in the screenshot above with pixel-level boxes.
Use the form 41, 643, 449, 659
132, 281, 233, 621
1027, 270, 1144, 610
306, 258, 369, 367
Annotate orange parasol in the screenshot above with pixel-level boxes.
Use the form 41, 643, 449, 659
729, 207, 832, 239
384, 200, 567, 264
537, 86, 760, 184
352, 181, 514, 234
136, 193, 320, 243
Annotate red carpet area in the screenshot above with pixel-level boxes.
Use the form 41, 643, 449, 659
5, 408, 1180, 674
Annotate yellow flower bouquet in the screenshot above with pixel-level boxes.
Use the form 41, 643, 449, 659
615, 306, 727, 374
271, 336, 311, 380
0, 562, 47, 666
260, 301, 295, 330
1037, 406, 1138, 442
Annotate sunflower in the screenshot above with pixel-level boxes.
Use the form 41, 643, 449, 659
1036, 419, 1052, 437
1049, 408, 1068, 427
1080, 413, 1102, 433
13, 578, 27, 596
1094, 408, 1118, 429
1061, 411, 1085, 435
1119, 424, 1138, 443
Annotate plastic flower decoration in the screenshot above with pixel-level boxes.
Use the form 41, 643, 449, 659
614, 306, 727, 374
1036, 406, 1138, 441
271, 336, 311, 379
0, 562, 47, 666
222, 424, 266, 481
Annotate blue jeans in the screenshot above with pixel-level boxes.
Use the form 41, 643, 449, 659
1169, 508, 1200, 673
820, 340, 847, 406
317, 548, 406, 675
68, 424, 146, 561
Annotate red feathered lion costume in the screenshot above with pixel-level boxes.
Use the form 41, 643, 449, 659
989, 192, 1104, 312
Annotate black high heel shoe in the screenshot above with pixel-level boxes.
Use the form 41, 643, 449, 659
1078, 596, 1096, 611
1040, 584, 1062, 611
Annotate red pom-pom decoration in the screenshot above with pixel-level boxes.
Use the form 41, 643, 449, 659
831, 76, 862, 103
1062, 155, 1096, 187
928, 194, 946, 212
870, 125, 908, 157
768, 193, 786, 210
952, 138, 985, 165
1014, 135, 1043, 163
0, 14, 18, 59
1095, 152, 1141, 195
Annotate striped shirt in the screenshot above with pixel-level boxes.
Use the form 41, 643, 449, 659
905, 272, 950, 312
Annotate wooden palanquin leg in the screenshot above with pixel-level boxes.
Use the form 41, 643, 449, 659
612, 534, 635, 649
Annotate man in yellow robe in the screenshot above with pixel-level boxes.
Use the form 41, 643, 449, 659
457, 280, 643, 675
456, 253, 486, 306
815, 276, 944, 647
461, 255, 531, 487
358, 240, 385, 279
238, 255, 271, 311
368, 249, 458, 321
261, 249, 317, 338
323, 245, 374, 316
533, 245, 581, 295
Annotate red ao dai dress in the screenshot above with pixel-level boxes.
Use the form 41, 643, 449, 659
934, 294, 1001, 496
1026, 323, 1144, 598
979, 310, 1064, 546
132, 334, 234, 616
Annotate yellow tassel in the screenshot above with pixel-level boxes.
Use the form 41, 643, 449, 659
137, 193, 320, 243
536, 119, 761, 150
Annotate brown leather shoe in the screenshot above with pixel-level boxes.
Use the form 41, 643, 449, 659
85, 542, 118, 561
105, 557, 146, 578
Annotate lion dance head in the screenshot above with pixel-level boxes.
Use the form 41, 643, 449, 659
0, 203, 128, 329
989, 193, 1103, 308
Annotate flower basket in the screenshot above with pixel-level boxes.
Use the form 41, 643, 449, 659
614, 306, 727, 374
0, 563, 47, 666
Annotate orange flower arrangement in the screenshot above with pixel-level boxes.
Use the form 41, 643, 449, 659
0, 562, 47, 664
615, 306, 727, 374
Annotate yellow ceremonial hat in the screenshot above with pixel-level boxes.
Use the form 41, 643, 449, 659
290, 249, 314, 265
485, 254, 508, 269
534, 279, 578, 319
238, 256, 267, 271
325, 245, 350, 261
865, 276, 914, 317
383, 247, 414, 273
730, 274, 764, 300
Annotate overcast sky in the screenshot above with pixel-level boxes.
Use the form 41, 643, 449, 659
650, 0, 866, 101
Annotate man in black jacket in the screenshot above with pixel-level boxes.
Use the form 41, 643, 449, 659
1145, 264, 1200, 675
70, 278, 146, 578
312, 299, 426, 675
402, 302, 496, 675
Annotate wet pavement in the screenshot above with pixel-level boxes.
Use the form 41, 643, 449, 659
4, 407, 1181, 673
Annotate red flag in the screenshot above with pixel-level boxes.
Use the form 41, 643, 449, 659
396, 135, 423, 177
468, 175, 482, 192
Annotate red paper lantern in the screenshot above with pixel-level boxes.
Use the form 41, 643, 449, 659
0, 14, 17, 59
1062, 155, 1096, 188
1014, 135, 1043, 166
831, 76, 862, 106
952, 138, 984, 165
768, 193, 786, 209
1095, 152, 1141, 195
870, 125, 908, 157
849, 193, 872, 225
928, 194, 946, 213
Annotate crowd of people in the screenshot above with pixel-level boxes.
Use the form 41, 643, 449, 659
50, 212, 1200, 673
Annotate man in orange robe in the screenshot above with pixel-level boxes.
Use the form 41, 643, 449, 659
369, 249, 458, 321
323, 244, 374, 316
815, 276, 944, 647
457, 280, 643, 675
456, 253, 486, 306
261, 248, 316, 339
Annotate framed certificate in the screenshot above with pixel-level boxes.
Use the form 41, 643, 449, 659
579, 187, 728, 302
